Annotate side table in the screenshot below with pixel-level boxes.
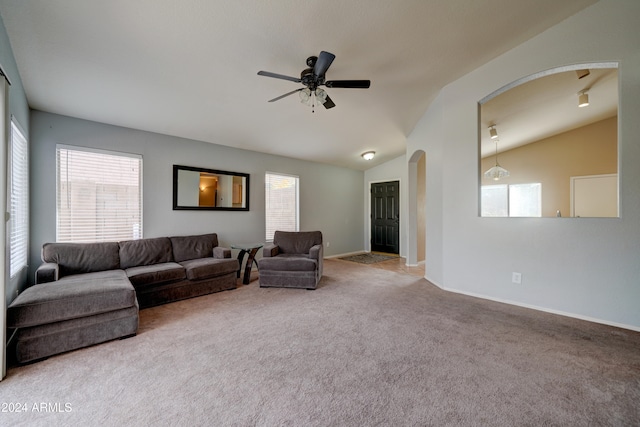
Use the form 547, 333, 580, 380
231, 243, 264, 284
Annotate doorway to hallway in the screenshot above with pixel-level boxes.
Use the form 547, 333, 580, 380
370, 180, 400, 254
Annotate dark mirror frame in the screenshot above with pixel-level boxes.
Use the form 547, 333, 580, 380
173, 164, 250, 211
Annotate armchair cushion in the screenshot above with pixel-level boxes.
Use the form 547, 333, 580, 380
259, 256, 317, 272
274, 231, 323, 254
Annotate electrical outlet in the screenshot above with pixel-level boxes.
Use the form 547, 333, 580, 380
326, 242, 330, 247
512, 272, 522, 284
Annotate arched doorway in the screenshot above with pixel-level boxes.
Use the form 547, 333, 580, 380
407, 150, 426, 271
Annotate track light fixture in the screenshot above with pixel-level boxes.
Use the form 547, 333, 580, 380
578, 91, 589, 108
576, 69, 590, 79
489, 125, 498, 140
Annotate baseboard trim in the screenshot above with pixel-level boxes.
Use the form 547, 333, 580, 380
325, 250, 366, 259
424, 276, 444, 290
442, 287, 640, 333
406, 260, 425, 268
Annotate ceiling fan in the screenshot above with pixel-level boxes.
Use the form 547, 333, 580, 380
257, 51, 371, 112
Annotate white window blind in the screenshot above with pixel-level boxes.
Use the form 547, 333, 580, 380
9, 120, 28, 278
265, 172, 299, 241
481, 183, 541, 217
56, 145, 142, 243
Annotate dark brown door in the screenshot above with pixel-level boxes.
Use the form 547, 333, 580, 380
371, 181, 400, 254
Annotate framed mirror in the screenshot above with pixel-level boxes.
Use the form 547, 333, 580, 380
173, 165, 249, 211
479, 63, 619, 218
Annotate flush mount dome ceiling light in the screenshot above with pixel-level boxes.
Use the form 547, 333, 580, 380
361, 151, 375, 160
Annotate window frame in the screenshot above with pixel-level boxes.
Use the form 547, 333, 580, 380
481, 182, 542, 217
56, 144, 143, 243
265, 172, 299, 242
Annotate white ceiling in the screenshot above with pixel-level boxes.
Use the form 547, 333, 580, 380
480, 66, 618, 158
0, 0, 598, 170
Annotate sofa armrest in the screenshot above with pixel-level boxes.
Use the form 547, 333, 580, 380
308, 244, 323, 260
35, 262, 59, 284
263, 244, 279, 257
309, 244, 324, 279
214, 246, 231, 259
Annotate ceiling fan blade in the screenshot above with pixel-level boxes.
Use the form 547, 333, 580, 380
323, 95, 336, 109
325, 80, 371, 89
258, 71, 302, 83
268, 88, 303, 102
314, 51, 335, 78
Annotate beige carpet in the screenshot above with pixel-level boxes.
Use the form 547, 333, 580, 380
2, 259, 639, 426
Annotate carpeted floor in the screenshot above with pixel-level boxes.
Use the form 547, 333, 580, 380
339, 252, 398, 264
1, 259, 639, 426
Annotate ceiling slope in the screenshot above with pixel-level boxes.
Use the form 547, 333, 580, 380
0, 0, 597, 170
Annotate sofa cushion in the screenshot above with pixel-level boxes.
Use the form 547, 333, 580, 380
7, 272, 136, 328
179, 258, 238, 281
170, 233, 219, 262
119, 237, 173, 269
42, 242, 120, 277
258, 256, 317, 272
273, 231, 323, 254
125, 262, 186, 289
60, 269, 130, 283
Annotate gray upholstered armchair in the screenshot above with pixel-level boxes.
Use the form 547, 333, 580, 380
258, 231, 323, 290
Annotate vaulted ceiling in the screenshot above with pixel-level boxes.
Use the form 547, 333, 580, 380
0, 0, 597, 170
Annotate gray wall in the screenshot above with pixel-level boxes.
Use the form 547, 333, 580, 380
407, 0, 640, 330
29, 111, 364, 282
1, 13, 30, 304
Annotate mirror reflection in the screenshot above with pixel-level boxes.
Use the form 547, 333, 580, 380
173, 165, 249, 210
479, 64, 618, 218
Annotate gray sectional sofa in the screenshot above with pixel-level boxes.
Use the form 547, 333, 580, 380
7, 233, 238, 363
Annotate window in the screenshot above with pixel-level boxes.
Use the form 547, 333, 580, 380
9, 120, 28, 278
56, 145, 142, 243
482, 183, 541, 217
265, 172, 299, 241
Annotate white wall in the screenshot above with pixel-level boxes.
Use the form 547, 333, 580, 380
407, 0, 640, 329
29, 111, 365, 281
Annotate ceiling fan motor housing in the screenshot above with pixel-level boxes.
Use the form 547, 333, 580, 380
306, 55, 317, 67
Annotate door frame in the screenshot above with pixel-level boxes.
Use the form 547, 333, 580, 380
367, 178, 402, 254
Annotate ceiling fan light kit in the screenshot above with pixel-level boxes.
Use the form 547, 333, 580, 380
258, 51, 371, 112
